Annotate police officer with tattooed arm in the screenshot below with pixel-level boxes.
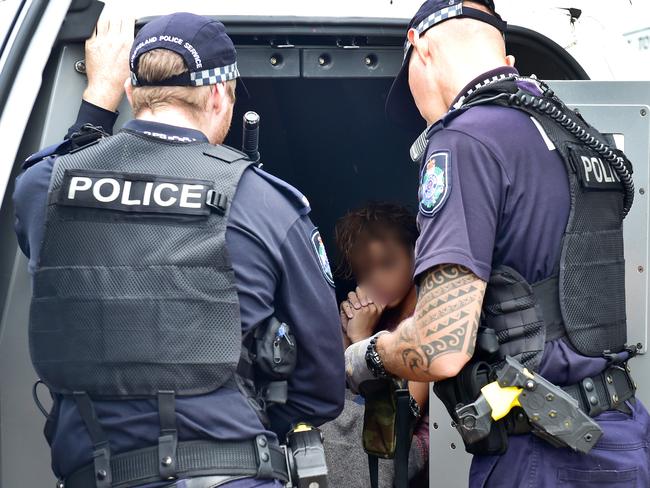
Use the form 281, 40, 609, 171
345, 1, 649, 486
13, 12, 344, 488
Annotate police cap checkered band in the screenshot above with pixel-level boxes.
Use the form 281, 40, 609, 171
130, 12, 239, 87
403, 0, 506, 58
190, 63, 240, 86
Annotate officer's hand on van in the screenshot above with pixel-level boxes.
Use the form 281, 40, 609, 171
83, 14, 134, 112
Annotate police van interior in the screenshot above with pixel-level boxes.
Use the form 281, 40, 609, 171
0, 1, 649, 486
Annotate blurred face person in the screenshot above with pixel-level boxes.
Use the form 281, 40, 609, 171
352, 236, 415, 310
336, 203, 418, 344
407, 0, 515, 124
125, 49, 237, 145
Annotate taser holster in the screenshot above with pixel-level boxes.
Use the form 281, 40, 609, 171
455, 356, 603, 454
434, 359, 509, 455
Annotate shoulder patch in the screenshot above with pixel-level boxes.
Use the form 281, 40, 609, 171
419, 151, 451, 217
310, 229, 335, 287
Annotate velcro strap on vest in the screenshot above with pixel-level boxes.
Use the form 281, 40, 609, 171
63, 438, 289, 488
531, 275, 566, 342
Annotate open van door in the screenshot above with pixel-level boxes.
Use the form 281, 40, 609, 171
428, 80, 650, 487
0, 2, 104, 486
1, 6, 649, 487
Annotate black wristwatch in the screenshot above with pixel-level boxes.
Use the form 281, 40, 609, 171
365, 334, 388, 378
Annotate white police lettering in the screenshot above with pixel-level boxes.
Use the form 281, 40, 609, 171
67, 176, 92, 199
121, 181, 141, 205
130, 36, 158, 68
580, 156, 620, 183
153, 183, 178, 207
180, 184, 204, 208
142, 131, 197, 143
142, 182, 153, 206
183, 42, 203, 69
159, 35, 183, 45
93, 178, 120, 202
61, 172, 212, 216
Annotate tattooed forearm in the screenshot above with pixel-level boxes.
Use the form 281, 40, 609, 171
377, 264, 486, 381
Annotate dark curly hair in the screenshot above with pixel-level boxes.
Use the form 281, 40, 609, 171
335, 202, 418, 280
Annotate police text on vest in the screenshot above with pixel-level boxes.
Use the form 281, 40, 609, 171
58, 169, 214, 216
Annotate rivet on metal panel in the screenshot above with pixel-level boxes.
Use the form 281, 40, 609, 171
364, 54, 378, 68
641, 108, 648, 117
640, 188, 646, 195
74, 60, 86, 74
638, 266, 645, 273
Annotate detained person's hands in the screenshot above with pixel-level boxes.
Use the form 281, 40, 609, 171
340, 286, 385, 343
83, 12, 134, 112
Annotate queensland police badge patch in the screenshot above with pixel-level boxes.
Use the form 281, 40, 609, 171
311, 229, 335, 287
419, 151, 451, 217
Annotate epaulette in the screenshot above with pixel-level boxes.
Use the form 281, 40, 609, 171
22, 124, 109, 170
251, 166, 311, 216
203, 144, 250, 164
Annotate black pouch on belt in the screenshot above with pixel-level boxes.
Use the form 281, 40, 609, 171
433, 360, 509, 455
254, 317, 297, 380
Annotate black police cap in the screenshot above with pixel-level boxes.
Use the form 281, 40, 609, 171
130, 12, 239, 87
385, 0, 507, 126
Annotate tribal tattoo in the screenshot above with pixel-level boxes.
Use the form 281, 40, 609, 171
381, 264, 486, 381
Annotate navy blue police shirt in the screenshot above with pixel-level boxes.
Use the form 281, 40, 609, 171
13, 102, 345, 481
415, 66, 607, 386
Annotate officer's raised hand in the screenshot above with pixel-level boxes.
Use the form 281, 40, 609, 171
82, 13, 134, 112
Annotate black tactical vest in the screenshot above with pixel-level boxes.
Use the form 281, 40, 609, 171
442, 77, 631, 370
29, 130, 252, 398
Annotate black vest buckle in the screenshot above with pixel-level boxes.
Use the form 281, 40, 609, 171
206, 190, 228, 215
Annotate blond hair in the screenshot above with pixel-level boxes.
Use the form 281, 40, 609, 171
131, 49, 236, 117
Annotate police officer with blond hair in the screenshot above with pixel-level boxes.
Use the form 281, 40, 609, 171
345, 1, 649, 486
14, 12, 344, 488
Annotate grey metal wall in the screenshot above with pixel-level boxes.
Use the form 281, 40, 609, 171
0, 44, 91, 488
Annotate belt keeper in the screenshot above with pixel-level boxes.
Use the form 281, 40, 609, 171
158, 433, 178, 480
92, 443, 112, 488
157, 390, 178, 480
254, 435, 274, 479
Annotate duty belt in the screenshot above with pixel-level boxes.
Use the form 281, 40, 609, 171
61, 437, 289, 488
505, 364, 636, 436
